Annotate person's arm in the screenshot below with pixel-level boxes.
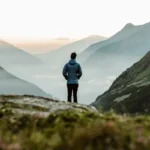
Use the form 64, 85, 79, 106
62, 64, 68, 80
77, 64, 82, 79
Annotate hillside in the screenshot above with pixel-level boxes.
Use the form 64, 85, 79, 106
1, 95, 150, 150
36, 35, 107, 66
0, 40, 42, 65
0, 39, 54, 99
82, 22, 150, 76
79, 23, 138, 62
92, 51, 150, 114
0, 66, 51, 98
74, 22, 150, 104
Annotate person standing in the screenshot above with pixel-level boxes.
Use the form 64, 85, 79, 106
62, 52, 82, 103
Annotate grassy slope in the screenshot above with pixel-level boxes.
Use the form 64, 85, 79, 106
93, 51, 150, 114
1, 105, 150, 150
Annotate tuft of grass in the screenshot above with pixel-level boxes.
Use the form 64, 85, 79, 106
1, 107, 150, 149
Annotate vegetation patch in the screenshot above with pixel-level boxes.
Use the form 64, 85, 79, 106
1, 107, 150, 150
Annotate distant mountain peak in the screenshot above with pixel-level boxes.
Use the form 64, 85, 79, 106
123, 23, 135, 29
88, 35, 100, 38
83, 35, 107, 41
87, 35, 106, 38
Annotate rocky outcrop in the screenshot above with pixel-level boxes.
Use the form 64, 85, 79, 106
1, 95, 150, 150
92, 51, 150, 114
0, 95, 97, 117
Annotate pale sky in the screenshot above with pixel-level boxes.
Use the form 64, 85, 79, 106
0, 0, 150, 42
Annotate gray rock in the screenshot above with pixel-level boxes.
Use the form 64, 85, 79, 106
0, 95, 97, 117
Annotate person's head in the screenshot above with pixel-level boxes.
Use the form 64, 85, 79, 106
71, 52, 77, 59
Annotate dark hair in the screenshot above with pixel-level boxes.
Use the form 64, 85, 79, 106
71, 52, 77, 59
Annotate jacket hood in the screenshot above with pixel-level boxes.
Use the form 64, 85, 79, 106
69, 59, 77, 65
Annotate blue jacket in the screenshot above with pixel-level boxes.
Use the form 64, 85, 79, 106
62, 59, 82, 84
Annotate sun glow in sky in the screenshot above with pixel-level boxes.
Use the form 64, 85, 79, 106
0, 0, 150, 42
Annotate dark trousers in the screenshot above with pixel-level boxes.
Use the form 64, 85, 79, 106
67, 84, 79, 103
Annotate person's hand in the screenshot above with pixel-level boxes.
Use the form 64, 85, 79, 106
77, 75, 80, 79
65, 75, 68, 80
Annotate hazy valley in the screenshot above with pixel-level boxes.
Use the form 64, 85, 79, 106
1, 22, 150, 105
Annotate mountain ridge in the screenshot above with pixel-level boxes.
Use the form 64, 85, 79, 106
35, 35, 107, 65
92, 51, 150, 114
0, 39, 43, 65
0, 65, 51, 98
80, 22, 150, 63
